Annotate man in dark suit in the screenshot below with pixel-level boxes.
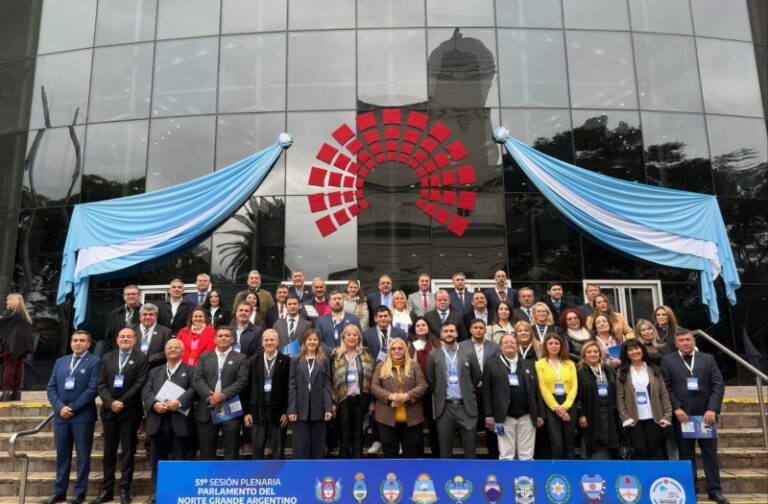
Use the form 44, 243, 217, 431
142, 338, 195, 504
232, 270, 274, 315
103, 285, 141, 356
193, 326, 249, 460
289, 269, 313, 302
425, 290, 469, 341
366, 274, 394, 326
133, 303, 172, 368
230, 302, 262, 357
266, 284, 289, 328
244, 329, 291, 459
577, 282, 600, 318
427, 321, 482, 459
407, 273, 435, 317
274, 294, 313, 351
158, 278, 193, 336
301, 277, 332, 323
463, 291, 490, 328
512, 287, 535, 323
315, 291, 361, 350
92, 328, 149, 504
44, 330, 101, 504
484, 270, 518, 314
362, 306, 407, 363
662, 329, 729, 504
542, 282, 570, 322
448, 272, 473, 316
182, 273, 211, 306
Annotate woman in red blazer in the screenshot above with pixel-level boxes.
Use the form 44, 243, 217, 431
178, 307, 215, 366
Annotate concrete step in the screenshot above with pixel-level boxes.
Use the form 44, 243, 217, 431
719, 411, 767, 429
696, 447, 768, 469
697, 468, 768, 494
696, 496, 768, 504
716, 428, 766, 448
0, 451, 151, 473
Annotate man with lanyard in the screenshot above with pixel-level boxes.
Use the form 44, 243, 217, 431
103, 285, 141, 356
484, 270, 518, 314
229, 302, 261, 357
366, 275, 394, 326
302, 277, 332, 323
133, 303, 172, 368
142, 339, 195, 504
274, 294, 313, 352
244, 329, 291, 459
44, 331, 101, 504
92, 328, 149, 504
661, 329, 728, 504
266, 284, 290, 328
362, 306, 407, 364
158, 278, 192, 336
193, 326, 249, 460
315, 291, 361, 351
427, 321, 482, 459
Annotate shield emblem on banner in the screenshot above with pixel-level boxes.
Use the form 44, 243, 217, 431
581, 474, 606, 502
380, 473, 403, 503
483, 474, 502, 503
352, 473, 368, 503
445, 475, 473, 502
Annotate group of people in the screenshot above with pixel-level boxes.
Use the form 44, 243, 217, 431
4, 268, 728, 504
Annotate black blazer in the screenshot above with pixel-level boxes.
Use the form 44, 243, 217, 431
287, 356, 333, 421
158, 300, 193, 336
230, 322, 262, 357
424, 310, 468, 341
266, 303, 285, 329
484, 287, 519, 313
543, 298, 571, 322
448, 289, 473, 316
133, 323, 172, 368
463, 310, 490, 330
482, 356, 542, 423
273, 317, 314, 348
576, 365, 619, 452
208, 307, 232, 328
192, 350, 249, 422
362, 326, 408, 361
97, 348, 149, 421
104, 305, 141, 355
142, 362, 196, 437
661, 351, 725, 415
247, 352, 291, 425
512, 307, 534, 324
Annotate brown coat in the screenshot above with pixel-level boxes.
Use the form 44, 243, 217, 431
371, 361, 428, 427
616, 364, 673, 425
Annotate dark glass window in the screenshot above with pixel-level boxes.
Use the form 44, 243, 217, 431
495, 0, 562, 28
289, 0, 354, 29
219, 34, 286, 113
14, 207, 72, 292
719, 198, 768, 283
708, 115, 768, 199
95, 0, 156, 46
18, 290, 72, 366
23, 126, 84, 208
0, 0, 42, 61
0, 59, 35, 135
156, 0, 220, 39
692, 0, 752, 41
571, 110, 644, 182
426, 0, 495, 27
82, 120, 148, 202
152, 37, 218, 117
30, 50, 92, 130
697, 38, 764, 117
89, 43, 153, 122
628, 0, 692, 34
563, 0, 629, 30
146, 115, 215, 192
37, 0, 96, 54
137, 238, 212, 285
222, 0, 287, 33
358, 0, 425, 28
0, 134, 27, 212
287, 31, 355, 110
747, 0, 768, 45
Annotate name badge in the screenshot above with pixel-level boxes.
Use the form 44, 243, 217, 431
597, 383, 608, 397
376, 348, 388, 363
334, 329, 339, 341
263, 378, 272, 393
635, 390, 649, 405
347, 369, 357, 383
554, 383, 566, 397
65, 376, 76, 390
448, 369, 459, 385
140, 342, 149, 353
687, 377, 699, 391
508, 373, 519, 387
232, 343, 241, 353
113, 374, 125, 389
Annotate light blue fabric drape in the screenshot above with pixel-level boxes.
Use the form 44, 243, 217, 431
495, 128, 739, 322
57, 134, 292, 328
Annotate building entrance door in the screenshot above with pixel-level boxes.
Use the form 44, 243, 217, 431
584, 280, 663, 326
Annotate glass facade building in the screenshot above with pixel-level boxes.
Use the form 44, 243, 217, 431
1, 0, 765, 387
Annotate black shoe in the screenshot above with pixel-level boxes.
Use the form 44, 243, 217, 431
707, 492, 730, 504
89, 491, 113, 504
39, 495, 67, 504
69, 495, 87, 504
119, 490, 132, 504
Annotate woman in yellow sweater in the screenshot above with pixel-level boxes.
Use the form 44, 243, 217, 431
535, 332, 578, 459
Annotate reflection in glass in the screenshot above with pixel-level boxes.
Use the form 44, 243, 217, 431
15, 208, 71, 293
707, 115, 767, 199
29, 50, 92, 130
426, 0, 495, 27
156, 0, 220, 39
719, 198, 768, 284
563, 0, 629, 30
219, 34, 286, 113
691, 0, 752, 41
572, 110, 644, 182
13, 289, 72, 365
498, 29, 569, 108
146, 116, 215, 192
23, 126, 84, 208
358, 30, 427, 107
566, 31, 637, 110
627, 0, 692, 35
138, 239, 212, 285
222, 0, 287, 33
641, 112, 712, 193
495, 0, 562, 28
37, 0, 96, 54
358, 0, 425, 28
0, 134, 26, 212
152, 37, 218, 117
0, 59, 35, 135
82, 120, 148, 202
287, 31, 355, 110
89, 43, 153, 122
697, 38, 764, 118
288, 0, 354, 30
95, 0, 156, 46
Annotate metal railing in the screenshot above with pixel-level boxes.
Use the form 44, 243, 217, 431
694, 329, 768, 451
9, 412, 54, 504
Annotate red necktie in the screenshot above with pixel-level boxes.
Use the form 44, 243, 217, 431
422, 293, 428, 310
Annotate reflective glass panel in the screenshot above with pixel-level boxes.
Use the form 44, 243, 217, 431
719, 198, 768, 283
566, 31, 637, 110
222, 0, 287, 33
156, 0, 220, 39
146, 115, 215, 192
748, 0, 768, 45
23, 126, 84, 208
0, 59, 35, 135
358, 0, 425, 28
641, 112, 712, 193
692, 0, 752, 41
219, 34, 286, 113
358, 30, 427, 107
152, 37, 218, 117
0, 134, 26, 211
37, 0, 96, 54
288, 0, 354, 30
572, 109, 644, 182
0, 1, 41, 61
29, 50, 92, 130
563, 0, 629, 30
82, 120, 148, 202
287, 31, 355, 111
12, 290, 71, 363
495, 0, 562, 28
633, 34, 703, 113
15, 208, 71, 291
138, 238, 212, 284
697, 38, 764, 118
628, 0, 692, 35
89, 43, 153, 122
95, 0, 156, 46
426, 0, 495, 27
498, 29, 569, 108
756, 45, 768, 120
707, 115, 768, 199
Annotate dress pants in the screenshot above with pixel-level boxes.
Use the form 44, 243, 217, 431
475, 391, 499, 459
496, 414, 536, 460
545, 406, 576, 459
378, 421, 422, 458
436, 402, 477, 459
197, 418, 241, 460
420, 393, 439, 457
337, 395, 367, 458
628, 419, 664, 460
53, 421, 95, 497
149, 419, 187, 494
101, 415, 140, 492
674, 421, 722, 492
292, 420, 326, 459
251, 406, 285, 460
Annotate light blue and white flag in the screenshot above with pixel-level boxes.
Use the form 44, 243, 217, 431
494, 127, 739, 323
57, 134, 293, 328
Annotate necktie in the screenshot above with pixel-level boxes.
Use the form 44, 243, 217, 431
279, 304, 285, 319
440, 311, 447, 321
380, 330, 387, 349
125, 309, 132, 326
422, 293, 428, 310
526, 308, 532, 319
198, 293, 204, 305
499, 291, 506, 302
289, 318, 295, 339
459, 291, 465, 306
142, 327, 149, 345
119, 352, 129, 370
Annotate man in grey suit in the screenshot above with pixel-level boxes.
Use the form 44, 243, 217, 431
133, 304, 172, 368
407, 273, 435, 317
192, 326, 249, 460
273, 295, 313, 351
427, 321, 482, 459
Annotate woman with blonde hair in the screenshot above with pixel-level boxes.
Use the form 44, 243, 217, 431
585, 294, 634, 340
0, 293, 34, 401
531, 302, 562, 343
635, 319, 670, 367
514, 320, 540, 362
371, 337, 428, 457
576, 340, 619, 459
652, 305, 679, 346
390, 290, 413, 333
344, 280, 369, 331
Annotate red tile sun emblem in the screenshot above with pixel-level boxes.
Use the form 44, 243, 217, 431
306, 109, 477, 238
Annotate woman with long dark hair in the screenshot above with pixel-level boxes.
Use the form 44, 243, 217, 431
408, 316, 440, 457
559, 308, 592, 362
203, 289, 231, 328
0, 293, 35, 401
487, 301, 515, 344
586, 294, 634, 340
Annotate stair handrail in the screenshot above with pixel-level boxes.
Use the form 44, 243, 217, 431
693, 329, 768, 451
9, 412, 54, 504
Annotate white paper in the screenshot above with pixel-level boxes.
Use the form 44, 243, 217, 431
156, 380, 190, 416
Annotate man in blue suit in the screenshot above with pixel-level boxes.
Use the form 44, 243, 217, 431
362, 306, 407, 363
44, 330, 101, 504
315, 291, 361, 351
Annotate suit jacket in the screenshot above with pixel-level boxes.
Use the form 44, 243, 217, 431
233, 288, 274, 315
448, 289, 474, 315
370, 361, 429, 427
208, 307, 232, 328
104, 305, 141, 355
47, 351, 101, 424
142, 362, 196, 437
366, 292, 393, 325
616, 365, 672, 425
661, 351, 725, 415
362, 326, 408, 362
274, 316, 314, 349
407, 291, 435, 317
266, 303, 286, 329
159, 300, 193, 336
482, 356, 542, 423
484, 287, 519, 314
287, 356, 333, 421
459, 339, 500, 372
183, 291, 208, 306
192, 350, 249, 423
98, 348, 149, 421
315, 313, 361, 350
133, 323, 172, 368
543, 298, 570, 322
463, 310, 490, 329
290, 286, 313, 303
512, 307, 534, 324
231, 322, 262, 357
247, 352, 291, 425
426, 344, 481, 419
424, 309, 469, 341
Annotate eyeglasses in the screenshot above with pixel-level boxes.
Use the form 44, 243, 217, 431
390, 347, 405, 352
